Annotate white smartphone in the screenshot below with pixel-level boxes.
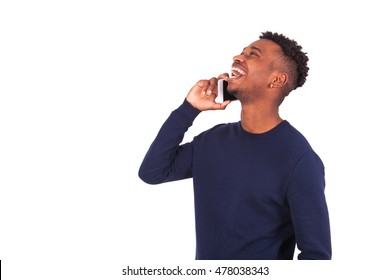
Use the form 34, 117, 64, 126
216, 79, 237, 103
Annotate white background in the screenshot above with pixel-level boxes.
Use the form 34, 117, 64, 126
1, 0, 389, 279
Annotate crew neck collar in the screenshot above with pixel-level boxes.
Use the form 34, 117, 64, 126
238, 120, 288, 138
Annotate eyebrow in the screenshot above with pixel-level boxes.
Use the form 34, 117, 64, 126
243, 46, 263, 55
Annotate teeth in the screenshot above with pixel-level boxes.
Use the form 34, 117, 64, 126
231, 66, 246, 77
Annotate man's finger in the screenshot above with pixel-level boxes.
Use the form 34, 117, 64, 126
217, 73, 230, 80
213, 100, 231, 110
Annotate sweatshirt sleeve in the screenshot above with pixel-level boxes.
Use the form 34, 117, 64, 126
286, 151, 332, 260
138, 99, 201, 185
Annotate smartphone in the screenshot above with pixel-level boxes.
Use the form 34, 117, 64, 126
216, 79, 237, 103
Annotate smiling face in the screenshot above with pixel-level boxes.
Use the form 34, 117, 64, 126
227, 39, 285, 103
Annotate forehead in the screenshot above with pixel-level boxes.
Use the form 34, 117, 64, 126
246, 39, 281, 54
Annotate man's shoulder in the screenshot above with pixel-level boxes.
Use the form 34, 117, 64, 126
283, 121, 312, 148
194, 122, 239, 140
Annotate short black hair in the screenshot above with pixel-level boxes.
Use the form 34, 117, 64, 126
260, 31, 309, 92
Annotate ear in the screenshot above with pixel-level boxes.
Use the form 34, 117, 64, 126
270, 73, 288, 88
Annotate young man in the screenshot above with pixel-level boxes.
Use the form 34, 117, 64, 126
139, 31, 332, 260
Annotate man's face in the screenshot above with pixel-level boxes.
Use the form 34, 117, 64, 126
227, 39, 281, 101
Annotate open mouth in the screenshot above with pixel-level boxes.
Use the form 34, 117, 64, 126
230, 66, 247, 79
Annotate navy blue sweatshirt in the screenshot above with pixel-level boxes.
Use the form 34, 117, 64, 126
139, 100, 332, 260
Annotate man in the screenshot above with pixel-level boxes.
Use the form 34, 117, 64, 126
138, 31, 332, 260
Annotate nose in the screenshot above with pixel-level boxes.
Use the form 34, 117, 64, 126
233, 53, 244, 63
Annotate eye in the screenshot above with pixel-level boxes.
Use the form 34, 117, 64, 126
250, 51, 259, 56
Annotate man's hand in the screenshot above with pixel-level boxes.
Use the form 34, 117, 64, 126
186, 75, 231, 111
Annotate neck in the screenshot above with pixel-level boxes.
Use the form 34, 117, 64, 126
240, 102, 283, 134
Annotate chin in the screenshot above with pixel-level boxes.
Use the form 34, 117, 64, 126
227, 87, 241, 97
